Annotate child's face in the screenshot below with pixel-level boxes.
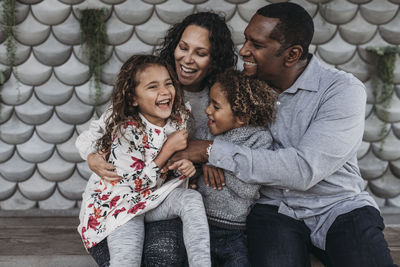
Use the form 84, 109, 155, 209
206, 82, 244, 135
133, 64, 176, 127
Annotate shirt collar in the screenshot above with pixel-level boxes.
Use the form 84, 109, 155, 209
138, 113, 165, 131
284, 54, 321, 94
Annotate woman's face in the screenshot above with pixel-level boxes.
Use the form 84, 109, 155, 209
174, 25, 212, 92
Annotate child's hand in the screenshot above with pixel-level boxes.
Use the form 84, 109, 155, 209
168, 159, 196, 179
164, 130, 188, 153
203, 164, 225, 190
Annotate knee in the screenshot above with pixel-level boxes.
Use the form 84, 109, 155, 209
181, 189, 204, 208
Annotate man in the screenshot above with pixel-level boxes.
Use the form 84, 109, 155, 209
179, 2, 396, 267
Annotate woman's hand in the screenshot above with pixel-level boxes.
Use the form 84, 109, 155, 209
87, 152, 121, 182
203, 165, 225, 190
168, 159, 196, 179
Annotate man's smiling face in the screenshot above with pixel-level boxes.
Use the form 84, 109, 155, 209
239, 15, 285, 86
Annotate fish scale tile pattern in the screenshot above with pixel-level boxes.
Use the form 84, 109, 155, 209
0, 0, 399, 212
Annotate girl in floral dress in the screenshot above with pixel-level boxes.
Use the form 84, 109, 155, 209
77, 55, 210, 267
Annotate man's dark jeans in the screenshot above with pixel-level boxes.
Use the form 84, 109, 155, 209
247, 204, 397, 267
88, 218, 188, 267
210, 225, 251, 267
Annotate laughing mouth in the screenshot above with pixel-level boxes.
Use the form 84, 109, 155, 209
181, 65, 196, 73
243, 61, 256, 66
156, 99, 171, 107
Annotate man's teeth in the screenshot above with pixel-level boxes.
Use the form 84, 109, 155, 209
244, 61, 256, 66
181, 66, 196, 73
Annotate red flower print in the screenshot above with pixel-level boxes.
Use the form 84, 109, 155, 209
142, 135, 148, 144
141, 189, 151, 197
113, 207, 126, 217
128, 202, 146, 214
81, 226, 86, 240
124, 120, 138, 129
88, 203, 93, 208
110, 196, 120, 209
110, 179, 119, 186
87, 215, 100, 230
100, 194, 110, 201
135, 178, 143, 191
155, 129, 161, 135
130, 156, 144, 170
94, 207, 102, 219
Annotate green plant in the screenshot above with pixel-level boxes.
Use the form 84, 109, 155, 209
2, 0, 17, 69
1, 0, 18, 115
366, 46, 399, 148
80, 8, 108, 105
0, 71, 4, 85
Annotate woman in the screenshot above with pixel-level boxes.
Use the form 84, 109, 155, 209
80, 12, 237, 266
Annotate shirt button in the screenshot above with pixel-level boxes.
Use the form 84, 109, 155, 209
217, 160, 220, 164
238, 172, 240, 176
284, 189, 290, 193
276, 101, 281, 106
273, 132, 277, 135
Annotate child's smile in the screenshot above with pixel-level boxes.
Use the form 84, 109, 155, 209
133, 65, 175, 127
206, 82, 244, 136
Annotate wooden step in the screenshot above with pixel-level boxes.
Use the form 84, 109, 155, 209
0, 216, 398, 266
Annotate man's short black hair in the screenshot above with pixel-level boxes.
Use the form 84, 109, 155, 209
257, 2, 314, 60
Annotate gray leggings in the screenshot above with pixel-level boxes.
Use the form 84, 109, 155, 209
107, 188, 211, 267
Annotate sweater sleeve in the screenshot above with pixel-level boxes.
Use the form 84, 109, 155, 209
75, 107, 112, 160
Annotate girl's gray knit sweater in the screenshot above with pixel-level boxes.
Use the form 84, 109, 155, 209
197, 126, 273, 230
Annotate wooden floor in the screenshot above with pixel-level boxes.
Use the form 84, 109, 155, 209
0, 216, 399, 266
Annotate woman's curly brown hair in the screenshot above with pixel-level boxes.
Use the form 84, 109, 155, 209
96, 55, 186, 154
215, 69, 277, 126
156, 12, 237, 89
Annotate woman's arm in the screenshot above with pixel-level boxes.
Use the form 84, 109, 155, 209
75, 108, 110, 160
75, 107, 120, 180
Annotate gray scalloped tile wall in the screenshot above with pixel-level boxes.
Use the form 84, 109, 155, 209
0, 0, 399, 211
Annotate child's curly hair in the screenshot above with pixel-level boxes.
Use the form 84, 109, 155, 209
96, 55, 186, 154
215, 69, 277, 126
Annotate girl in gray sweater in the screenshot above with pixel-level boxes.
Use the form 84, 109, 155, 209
197, 69, 277, 266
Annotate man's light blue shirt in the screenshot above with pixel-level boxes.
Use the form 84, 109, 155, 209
209, 55, 378, 249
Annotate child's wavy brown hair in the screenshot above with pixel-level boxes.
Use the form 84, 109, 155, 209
215, 69, 277, 126
96, 55, 186, 154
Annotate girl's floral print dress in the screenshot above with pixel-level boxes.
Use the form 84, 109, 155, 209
78, 113, 188, 249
